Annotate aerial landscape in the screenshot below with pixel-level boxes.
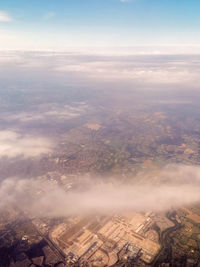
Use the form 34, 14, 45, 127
0, 0, 200, 267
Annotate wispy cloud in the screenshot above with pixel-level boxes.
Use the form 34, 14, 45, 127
7, 103, 88, 123
0, 11, 12, 22
43, 11, 55, 20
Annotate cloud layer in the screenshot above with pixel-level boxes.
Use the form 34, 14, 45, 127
56, 54, 200, 86
1, 164, 200, 217
2, 51, 199, 87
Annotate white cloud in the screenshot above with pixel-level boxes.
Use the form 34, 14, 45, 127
1, 165, 200, 216
0, 11, 12, 22
56, 56, 200, 86
0, 130, 52, 159
1, 51, 200, 87
7, 103, 88, 123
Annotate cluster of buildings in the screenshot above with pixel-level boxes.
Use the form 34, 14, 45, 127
49, 213, 160, 266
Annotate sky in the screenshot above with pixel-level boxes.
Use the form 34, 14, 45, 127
0, 0, 200, 52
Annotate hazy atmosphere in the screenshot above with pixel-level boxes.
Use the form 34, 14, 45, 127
1, 1, 200, 267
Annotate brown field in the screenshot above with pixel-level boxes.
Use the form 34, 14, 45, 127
183, 208, 200, 223
85, 123, 102, 130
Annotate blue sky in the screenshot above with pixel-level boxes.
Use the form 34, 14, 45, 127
1, 0, 200, 51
